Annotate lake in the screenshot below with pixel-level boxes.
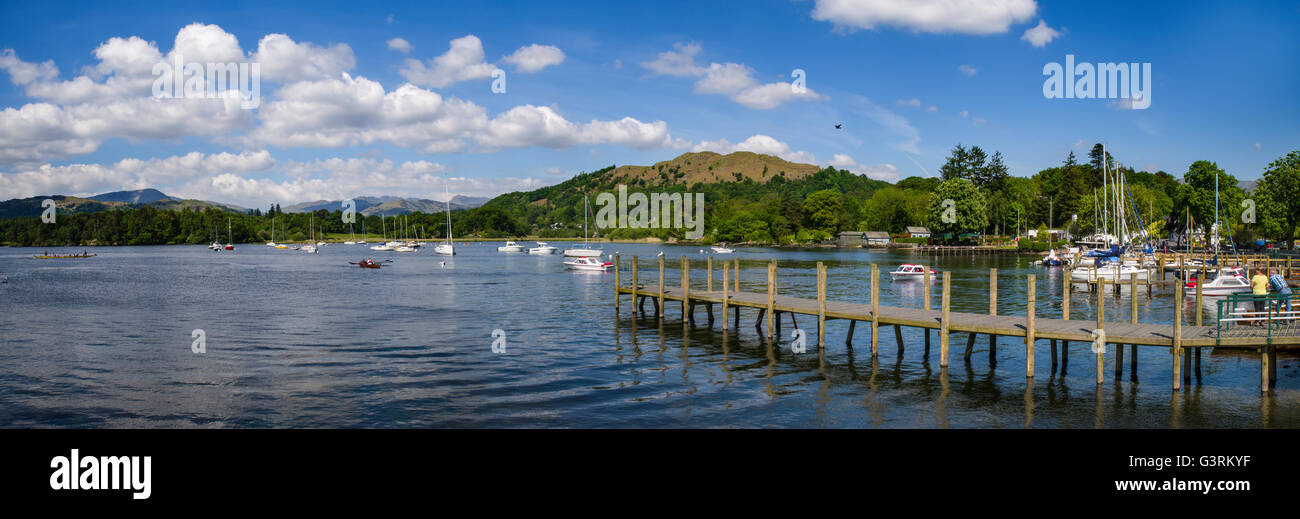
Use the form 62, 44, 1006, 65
1, 243, 1296, 428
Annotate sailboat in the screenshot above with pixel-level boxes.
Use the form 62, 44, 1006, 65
1070, 145, 1147, 283
209, 224, 222, 250
224, 218, 235, 250
344, 221, 356, 245
434, 188, 455, 256
563, 195, 602, 257
302, 213, 319, 253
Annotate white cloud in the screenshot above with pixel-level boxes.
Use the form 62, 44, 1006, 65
250, 73, 486, 151
545, 167, 567, 176
387, 38, 412, 53
829, 153, 900, 181
478, 104, 674, 150
252, 33, 355, 82
926, 105, 938, 112
0, 150, 274, 200
503, 44, 565, 73
695, 62, 758, 94
0, 148, 554, 207
693, 134, 817, 164
896, 98, 921, 107
640, 42, 704, 76
958, 64, 978, 76
171, 23, 245, 65
399, 35, 496, 88
1255, 142, 1262, 151
1020, 19, 1060, 47
960, 110, 970, 118
0, 48, 57, 85
811, 0, 1037, 35
643, 43, 825, 109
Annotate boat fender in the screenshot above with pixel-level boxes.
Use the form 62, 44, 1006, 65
1090, 329, 1106, 354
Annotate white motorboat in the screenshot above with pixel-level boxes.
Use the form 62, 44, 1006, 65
369, 244, 394, 251
1070, 264, 1149, 283
564, 256, 612, 271
711, 244, 735, 254
498, 241, 526, 252
529, 242, 558, 254
889, 264, 938, 281
1185, 267, 1251, 296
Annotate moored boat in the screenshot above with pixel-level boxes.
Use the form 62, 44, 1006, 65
498, 241, 525, 252
889, 264, 938, 280
528, 242, 558, 254
564, 256, 612, 271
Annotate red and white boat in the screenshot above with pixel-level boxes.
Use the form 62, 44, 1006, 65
1185, 267, 1251, 296
564, 256, 612, 271
889, 264, 938, 281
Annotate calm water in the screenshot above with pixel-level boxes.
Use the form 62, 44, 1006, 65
1, 243, 1296, 428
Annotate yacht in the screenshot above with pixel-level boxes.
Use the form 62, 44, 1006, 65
435, 187, 455, 256
562, 195, 603, 257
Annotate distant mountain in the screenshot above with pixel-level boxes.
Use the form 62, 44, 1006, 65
1238, 180, 1257, 193
0, 191, 242, 219
89, 188, 170, 204
283, 195, 488, 215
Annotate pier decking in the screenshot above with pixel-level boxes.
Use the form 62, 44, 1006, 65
613, 255, 1297, 393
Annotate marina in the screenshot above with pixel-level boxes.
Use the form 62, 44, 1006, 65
614, 252, 1300, 394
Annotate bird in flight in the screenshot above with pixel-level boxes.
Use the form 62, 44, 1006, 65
834, 123, 842, 129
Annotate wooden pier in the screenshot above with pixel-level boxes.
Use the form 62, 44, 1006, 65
612, 255, 1296, 393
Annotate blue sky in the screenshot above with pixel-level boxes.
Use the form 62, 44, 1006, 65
1, 0, 1296, 208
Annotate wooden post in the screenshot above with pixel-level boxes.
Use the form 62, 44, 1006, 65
940, 271, 951, 367
871, 264, 880, 355
1173, 282, 1183, 391
722, 263, 729, 332
990, 268, 998, 365
614, 254, 621, 312
707, 256, 713, 292
817, 262, 826, 348
734, 258, 740, 292
924, 268, 932, 355
657, 255, 665, 319
1195, 272, 1203, 327
1026, 274, 1036, 378
629, 257, 639, 314
1097, 279, 1105, 385
1262, 345, 1271, 393
766, 260, 775, 340
682, 256, 690, 322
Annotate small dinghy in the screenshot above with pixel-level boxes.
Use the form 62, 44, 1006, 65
349, 259, 390, 269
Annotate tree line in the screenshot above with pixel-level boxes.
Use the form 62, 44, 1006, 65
3, 147, 1297, 247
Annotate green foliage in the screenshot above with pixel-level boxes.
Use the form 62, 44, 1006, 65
1255, 150, 1300, 243
927, 178, 988, 239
